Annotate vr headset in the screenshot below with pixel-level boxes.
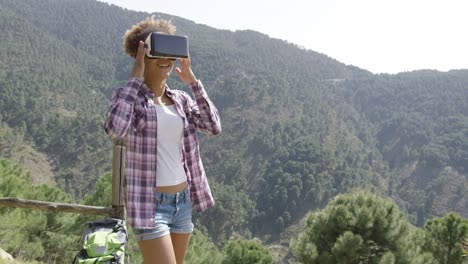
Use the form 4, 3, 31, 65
144, 32, 189, 60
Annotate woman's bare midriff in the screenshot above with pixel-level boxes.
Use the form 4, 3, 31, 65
155, 181, 188, 194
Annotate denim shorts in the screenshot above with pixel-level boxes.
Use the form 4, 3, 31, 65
133, 188, 194, 241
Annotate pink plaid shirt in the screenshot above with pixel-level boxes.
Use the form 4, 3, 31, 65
104, 78, 221, 228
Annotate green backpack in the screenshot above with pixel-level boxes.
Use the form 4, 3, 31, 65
73, 218, 128, 264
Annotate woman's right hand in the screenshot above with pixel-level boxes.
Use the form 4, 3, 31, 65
131, 40, 146, 80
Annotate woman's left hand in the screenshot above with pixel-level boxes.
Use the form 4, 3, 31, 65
175, 57, 198, 84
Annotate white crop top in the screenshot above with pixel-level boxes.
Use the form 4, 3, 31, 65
155, 104, 187, 187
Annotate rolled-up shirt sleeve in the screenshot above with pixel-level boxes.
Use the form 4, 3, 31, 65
187, 80, 221, 135
103, 78, 142, 139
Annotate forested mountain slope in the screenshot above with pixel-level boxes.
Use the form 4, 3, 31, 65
342, 71, 468, 225
0, 0, 466, 246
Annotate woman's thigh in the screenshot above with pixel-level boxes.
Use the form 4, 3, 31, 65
171, 232, 191, 264
138, 235, 176, 264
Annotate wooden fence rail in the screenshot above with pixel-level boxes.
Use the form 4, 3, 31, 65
0, 142, 126, 219
0, 197, 114, 216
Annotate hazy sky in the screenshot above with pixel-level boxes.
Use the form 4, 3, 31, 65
98, 0, 467, 74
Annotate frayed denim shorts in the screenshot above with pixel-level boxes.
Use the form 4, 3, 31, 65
133, 188, 194, 241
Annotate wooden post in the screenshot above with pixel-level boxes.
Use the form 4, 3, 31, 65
111, 139, 126, 219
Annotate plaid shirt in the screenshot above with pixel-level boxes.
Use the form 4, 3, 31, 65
104, 78, 221, 228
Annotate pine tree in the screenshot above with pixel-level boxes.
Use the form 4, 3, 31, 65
222, 239, 273, 264
292, 191, 433, 264
423, 212, 468, 264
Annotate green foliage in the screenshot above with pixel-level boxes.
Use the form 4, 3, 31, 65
293, 191, 433, 264
252, 121, 380, 237
185, 229, 224, 264
0, 159, 80, 263
194, 181, 255, 244
0, 123, 25, 159
344, 73, 468, 225
82, 172, 113, 207
423, 212, 468, 264
222, 239, 272, 264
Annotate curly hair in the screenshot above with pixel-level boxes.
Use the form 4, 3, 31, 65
123, 16, 176, 58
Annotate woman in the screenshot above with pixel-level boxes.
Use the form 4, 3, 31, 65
104, 16, 221, 264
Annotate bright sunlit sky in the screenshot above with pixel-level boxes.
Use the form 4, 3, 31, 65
98, 0, 468, 74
